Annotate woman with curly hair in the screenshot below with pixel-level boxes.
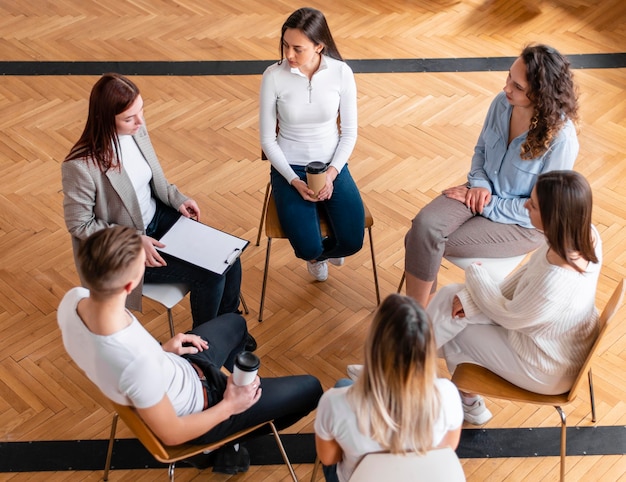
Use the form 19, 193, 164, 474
404, 44, 579, 307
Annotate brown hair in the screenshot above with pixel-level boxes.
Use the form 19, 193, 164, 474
64, 73, 140, 172
279, 7, 342, 62
77, 226, 143, 297
519, 44, 579, 160
535, 170, 598, 272
348, 294, 441, 454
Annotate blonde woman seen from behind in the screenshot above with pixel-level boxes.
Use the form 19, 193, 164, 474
314, 294, 463, 482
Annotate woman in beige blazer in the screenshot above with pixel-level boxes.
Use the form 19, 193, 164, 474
62, 73, 255, 350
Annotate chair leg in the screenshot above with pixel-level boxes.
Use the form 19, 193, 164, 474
269, 421, 298, 482
555, 405, 566, 482
367, 226, 381, 305
311, 456, 322, 482
168, 462, 175, 482
258, 238, 273, 322
397, 271, 405, 293
256, 182, 272, 246
167, 308, 175, 338
588, 367, 597, 422
103, 413, 119, 481
240, 293, 250, 315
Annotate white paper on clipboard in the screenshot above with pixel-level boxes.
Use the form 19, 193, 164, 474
157, 216, 249, 275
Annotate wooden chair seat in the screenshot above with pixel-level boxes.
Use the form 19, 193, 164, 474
257, 182, 380, 322
104, 401, 297, 481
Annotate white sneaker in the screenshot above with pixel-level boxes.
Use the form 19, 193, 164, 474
307, 260, 328, 281
329, 257, 345, 266
347, 364, 363, 381
462, 396, 493, 425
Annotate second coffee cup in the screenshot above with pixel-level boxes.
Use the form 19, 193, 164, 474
232, 351, 261, 386
305, 161, 328, 198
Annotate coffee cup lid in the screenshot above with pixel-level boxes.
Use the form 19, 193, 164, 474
235, 351, 260, 372
305, 161, 328, 174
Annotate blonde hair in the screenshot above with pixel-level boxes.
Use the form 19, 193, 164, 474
347, 294, 441, 454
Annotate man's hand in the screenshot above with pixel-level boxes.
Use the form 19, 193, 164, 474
221, 375, 262, 415
162, 333, 209, 355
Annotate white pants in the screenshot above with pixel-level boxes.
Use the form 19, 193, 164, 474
427, 284, 575, 395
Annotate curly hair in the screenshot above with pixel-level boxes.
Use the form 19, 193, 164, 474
520, 44, 579, 160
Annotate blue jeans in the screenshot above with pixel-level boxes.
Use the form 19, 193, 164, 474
144, 200, 242, 328
271, 165, 365, 261
185, 314, 323, 444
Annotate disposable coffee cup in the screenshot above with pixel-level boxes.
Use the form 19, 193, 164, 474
232, 351, 260, 386
305, 161, 328, 198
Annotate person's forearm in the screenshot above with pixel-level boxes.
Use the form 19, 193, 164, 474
153, 401, 234, 446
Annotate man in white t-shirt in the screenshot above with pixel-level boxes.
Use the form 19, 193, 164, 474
57, 225, 322, 473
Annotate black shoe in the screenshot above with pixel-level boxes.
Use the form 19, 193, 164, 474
244, 333, 257, 352
182, 451, 213, 469
212, 445, 250, 474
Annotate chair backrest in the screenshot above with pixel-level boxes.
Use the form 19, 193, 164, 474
111, 401, 269, 464
348, 448, 466, 482
566, 279, 626, 401
112, 402, 171, 461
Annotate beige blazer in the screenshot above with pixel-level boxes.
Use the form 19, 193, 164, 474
62, 125, 188, 310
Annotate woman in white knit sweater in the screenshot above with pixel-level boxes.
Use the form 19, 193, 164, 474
427, 170, 601, 425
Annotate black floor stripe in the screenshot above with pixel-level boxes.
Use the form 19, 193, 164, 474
1, 53, 625, 76
1, 427, 625, 472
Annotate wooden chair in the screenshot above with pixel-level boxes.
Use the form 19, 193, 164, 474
143, 283, 249, 337
451, 278, 626, 482
104, 401, 297, 481
257, 181, 381, 322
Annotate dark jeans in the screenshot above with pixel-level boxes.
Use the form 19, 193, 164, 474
144, 200, 242, 328
184, 314, 323, 444
323, 464, 340, 482
271, 165, 365, 261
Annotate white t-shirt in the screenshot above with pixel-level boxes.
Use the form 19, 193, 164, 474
314, 379, 463, 482
118, 134, 157, 228
57, 287, 203, 413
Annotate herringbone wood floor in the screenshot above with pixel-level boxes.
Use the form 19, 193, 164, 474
1, 0, 625, 480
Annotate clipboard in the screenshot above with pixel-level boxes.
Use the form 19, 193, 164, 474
157, 216, 249, 275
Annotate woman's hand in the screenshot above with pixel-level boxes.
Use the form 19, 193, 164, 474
442, 185, 491, 214
316, 166, 339, 201
178, 199, 200, 221
291, 178, 317, 201
162, 333, 209, 355
141, 234, 167, 267
451, 295, 466, 318
464, 187, 491, 214
222, 375, 262, 415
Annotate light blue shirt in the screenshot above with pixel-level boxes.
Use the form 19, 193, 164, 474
468, 91, 578, 228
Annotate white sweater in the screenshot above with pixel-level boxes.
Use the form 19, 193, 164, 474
456, 226, 602, 376
259, 55, 358, 184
